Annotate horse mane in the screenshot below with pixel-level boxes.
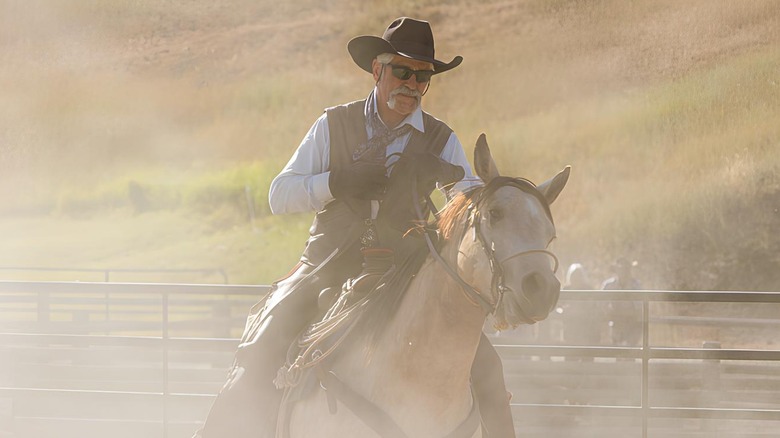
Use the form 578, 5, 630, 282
436, 187, 482, 240
440, 176, 554, 230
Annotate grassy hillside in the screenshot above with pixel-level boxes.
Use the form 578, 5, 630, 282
1, 0, 778, 288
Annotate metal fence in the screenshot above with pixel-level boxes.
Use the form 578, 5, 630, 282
504, 290, 780, 438
0, 267, 229, 284
1, 281, 779, 438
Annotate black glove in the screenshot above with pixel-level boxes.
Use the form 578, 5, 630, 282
411, 153, 465, 189
328, 161, 388, 200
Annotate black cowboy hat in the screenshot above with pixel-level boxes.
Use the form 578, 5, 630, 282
348, 17, 463, 75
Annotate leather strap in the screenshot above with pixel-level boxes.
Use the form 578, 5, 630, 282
319, 369, 409, 438
443, 388, 481, 438
318, 368, 481, 438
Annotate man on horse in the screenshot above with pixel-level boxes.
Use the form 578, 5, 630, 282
200, 17, 517, 438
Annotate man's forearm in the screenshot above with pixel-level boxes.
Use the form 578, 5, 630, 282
268, 172, 333, 214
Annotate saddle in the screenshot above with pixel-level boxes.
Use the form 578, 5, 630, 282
273, 247, 399, 390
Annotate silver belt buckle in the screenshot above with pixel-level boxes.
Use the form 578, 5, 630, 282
360, 219, 378, 248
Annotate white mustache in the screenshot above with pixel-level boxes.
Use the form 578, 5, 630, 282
387, 86, 422, 111
390, 86, 421, 98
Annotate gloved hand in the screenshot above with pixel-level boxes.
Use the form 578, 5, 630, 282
377, 152, 465, 232
328, 161, 388, 200
410, 152, 465, 189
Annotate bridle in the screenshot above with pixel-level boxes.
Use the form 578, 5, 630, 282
415, 176, 559, 315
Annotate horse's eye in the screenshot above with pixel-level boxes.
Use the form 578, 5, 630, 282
489, 208, 503, 222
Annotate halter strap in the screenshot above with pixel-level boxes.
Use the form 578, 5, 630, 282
500, 249, 559, 274
318, 369, 409, 438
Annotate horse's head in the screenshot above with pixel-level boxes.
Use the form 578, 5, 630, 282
451, 134, 570, 330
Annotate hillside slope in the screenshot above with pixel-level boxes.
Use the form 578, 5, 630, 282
1, 0, 778, 288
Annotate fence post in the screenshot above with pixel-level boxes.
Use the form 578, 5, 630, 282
162, 293, 169, 438
641, 297, 649, 438
245, 185, 257, 231
701, 340, 722, 436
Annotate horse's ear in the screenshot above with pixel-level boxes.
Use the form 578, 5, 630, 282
537, 165, 571, 205
474, 133, 500, 184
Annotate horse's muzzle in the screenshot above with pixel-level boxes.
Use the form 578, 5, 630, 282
520, 271, 561, 322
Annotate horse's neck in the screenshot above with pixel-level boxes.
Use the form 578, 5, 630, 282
403, 245, 486, 336
323, 236, 487, 434
363, 237, 487, 400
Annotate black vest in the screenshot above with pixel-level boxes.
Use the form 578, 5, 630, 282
300, 99, 453, 267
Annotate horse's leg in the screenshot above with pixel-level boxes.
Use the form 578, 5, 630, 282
471, 334, 516, 438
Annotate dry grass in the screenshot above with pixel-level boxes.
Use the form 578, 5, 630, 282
1, 0, 779, 288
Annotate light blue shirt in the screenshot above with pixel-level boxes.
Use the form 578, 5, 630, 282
268, 89, 480, 214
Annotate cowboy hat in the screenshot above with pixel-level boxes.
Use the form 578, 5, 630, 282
348, 17, 462, 74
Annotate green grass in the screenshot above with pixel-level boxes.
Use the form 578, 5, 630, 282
0, 210, 311, 284
47, 162, 279, 217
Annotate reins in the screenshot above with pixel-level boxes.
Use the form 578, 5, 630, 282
412, 180, 497, 314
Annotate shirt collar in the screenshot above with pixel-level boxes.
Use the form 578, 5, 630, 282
366, 88, 425, 133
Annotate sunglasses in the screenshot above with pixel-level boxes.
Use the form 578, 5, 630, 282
387, 64, 435, 83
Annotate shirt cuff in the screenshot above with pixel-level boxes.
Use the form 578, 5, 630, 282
310, 171, 334, 210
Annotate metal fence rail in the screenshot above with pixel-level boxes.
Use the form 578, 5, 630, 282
1, 281, 779, 438
0, 267, 230, 283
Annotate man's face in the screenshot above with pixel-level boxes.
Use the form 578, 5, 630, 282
372, 55, 434, 120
